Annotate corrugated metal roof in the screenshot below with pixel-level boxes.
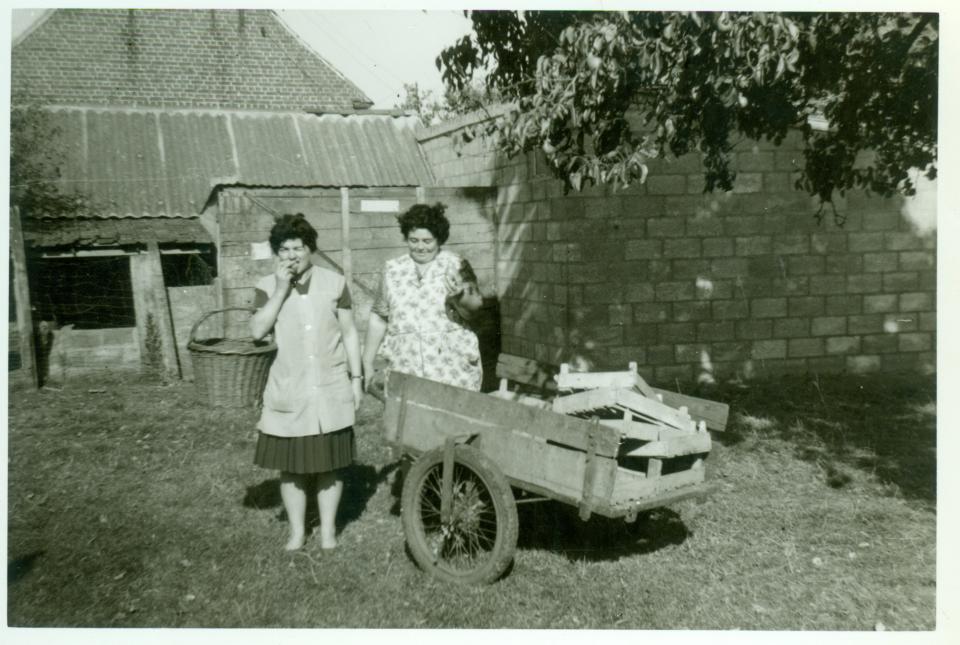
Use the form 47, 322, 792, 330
34, 106, 434, 219
22, 217, 213, 247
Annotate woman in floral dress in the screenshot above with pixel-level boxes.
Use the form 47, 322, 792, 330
362, 203, 483, 392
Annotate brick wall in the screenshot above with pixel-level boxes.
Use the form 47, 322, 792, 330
418, 121, 937, 382
12, 9, 370, 111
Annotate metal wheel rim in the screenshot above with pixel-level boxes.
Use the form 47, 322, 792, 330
413, 462, 502, 573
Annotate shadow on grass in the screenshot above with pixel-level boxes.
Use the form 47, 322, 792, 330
242, 462, 397, 535
381, 457, 689, 561
8, 551, 45, 585
516, 501, 689, 562
338, 462, 398, 530
387, 459, 410, 517
243, 480, 282, 510
711, 373, 936, 504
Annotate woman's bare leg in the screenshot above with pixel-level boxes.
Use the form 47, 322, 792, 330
316, 471, 343, 549
279, 472, 308, 551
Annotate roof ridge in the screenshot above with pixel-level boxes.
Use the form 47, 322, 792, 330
11, 8, 55, 48
269, 10, 373, 109
13, 104, 416, 121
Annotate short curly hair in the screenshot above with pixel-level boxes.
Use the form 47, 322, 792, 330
397, 203, 450, 245
269, 213, 318, 254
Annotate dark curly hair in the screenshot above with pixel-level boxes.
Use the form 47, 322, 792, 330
269, 213, 318, 254
398, 203, 450, 245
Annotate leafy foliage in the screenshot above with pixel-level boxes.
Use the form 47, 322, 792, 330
396, 81, 500, 127
437, 11, 937, 214
10, 104, 90, 217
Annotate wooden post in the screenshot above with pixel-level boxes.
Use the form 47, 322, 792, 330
131, 241, 181, 380
491, 188, 500, 300
216, 190, 227, 321
440, 436, 456, 524
131, 254, 150, 373
9, 207, 39, 388
647, 458, 663, 479
340, 187, 352, 289
578, 418, 601, 521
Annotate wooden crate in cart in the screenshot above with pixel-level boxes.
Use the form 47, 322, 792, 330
383, 361, 725, 584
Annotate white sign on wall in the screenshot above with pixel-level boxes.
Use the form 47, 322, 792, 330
250, 241, 273, 260
360, 199, 400, 213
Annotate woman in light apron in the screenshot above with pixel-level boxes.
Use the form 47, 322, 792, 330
250, 214, 363, 551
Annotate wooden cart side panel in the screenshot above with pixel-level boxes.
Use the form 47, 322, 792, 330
601, 419, 660, 442
610, 465, 706, 505
617, 419, 690, 442
383, 397, 500, 455
606, 483, 713, 517
383, 372, 621, 458
477, 431, 619, 507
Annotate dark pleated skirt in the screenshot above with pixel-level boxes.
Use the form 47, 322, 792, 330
253, 427, 356, 474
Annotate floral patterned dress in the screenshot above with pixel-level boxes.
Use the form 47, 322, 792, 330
373, 250, 482, 391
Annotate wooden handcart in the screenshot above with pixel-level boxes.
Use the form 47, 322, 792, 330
383, 354, 728, 584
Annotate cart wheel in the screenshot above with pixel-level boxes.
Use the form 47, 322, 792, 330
401, 444, 518, 584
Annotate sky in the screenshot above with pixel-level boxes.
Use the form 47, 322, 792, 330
274, 10, 473, 108
9, 5, 473, 109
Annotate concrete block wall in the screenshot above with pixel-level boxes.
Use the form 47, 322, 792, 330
420, 121, 937, 383
44, 326, 140, 381
418, 123, 500, 188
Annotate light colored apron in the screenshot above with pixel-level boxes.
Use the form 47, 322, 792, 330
257, 265, 355, 437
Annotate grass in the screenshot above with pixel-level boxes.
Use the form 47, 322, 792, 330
6, 370, 936, 629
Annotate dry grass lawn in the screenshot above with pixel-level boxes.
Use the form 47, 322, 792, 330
6, 371, 936, 629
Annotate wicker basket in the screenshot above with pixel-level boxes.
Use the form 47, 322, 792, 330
188, 307, 277, 408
